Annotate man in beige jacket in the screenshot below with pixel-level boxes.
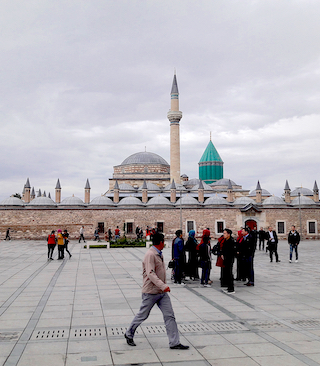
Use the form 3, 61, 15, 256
125, 232, 189, 350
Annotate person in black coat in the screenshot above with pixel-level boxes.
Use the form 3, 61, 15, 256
288, 225, 300, 263
184, 230, 199, 280
266, 226, 280, 262
258, 227, 266, 250
221, 229, 236, 294
242, 227, 255, 286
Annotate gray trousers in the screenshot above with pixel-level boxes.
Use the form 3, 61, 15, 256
126, 292, 180, 347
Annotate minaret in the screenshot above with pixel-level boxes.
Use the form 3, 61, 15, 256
142, 180, 148, 203
30, 187, 35, 201
170, 179, 176, 203
55, 179, 61, 204
167, 71, 182, 184
114, 180, 120, 203
313, 180, 319, 202
227, 179, 233, 203
84, 179, 91, 204
284, 180, 291, 203
24, 178, 31, 203
198, 180, 204, 203
256, 180, 262, 204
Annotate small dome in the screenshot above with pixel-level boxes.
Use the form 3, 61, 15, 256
183, 178, 200, 187
291, 196, 316, 205
190, 183, 213, 191
204, 195, 229, 205
211, 178, 237, 187
164, 183, 186, 191
120, 152, 169, 166
181, 174, 188, 178
249, 189, 271, 197
147, 195, 172, 206
138, 182, 161, 191
291, 187, 313, 197
118, 196, 145, 206
28, 196, 56, 206
233, 196, 256, 205
175, 194, 200, 206
262, 196, 285, 205
90, 196, 115, 206
60, 196, 84, 206
0, 197, 24, 206
119, 183, 136, 191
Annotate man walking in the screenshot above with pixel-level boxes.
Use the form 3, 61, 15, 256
242, 227, 255, 286
288, 225, 300, 263
125, 232, 189, 350
4, 228, 11, 241
79, 226, 86, 243
258, 227, 266, 250
266, 226, 280, 262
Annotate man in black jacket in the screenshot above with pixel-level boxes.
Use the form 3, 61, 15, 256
258, 227, 266, 250
241, 227, 255, 286
288, 225, 300, 263
266, 226, 280, 263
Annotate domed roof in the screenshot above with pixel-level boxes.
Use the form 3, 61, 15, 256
199, 140, 223, 163
90, 196, 115, 206
28, 196, 56, 206
249, 189, 271, 197
183, 178, 200, 187
0, 197, 24, 206
60, 196, 84, 206
138, 182, 161, 191
211, 178, 237, 187
233, 196, 256, 205
291, 196, 316, 205
175, 194, 200, 206
190, 182, 213, 191
291, 187, 313, 197
204, 195, 229, 205
119, 183, 136, 191
120, 152, 169, 166
147, 195, 172, 206
262, 196, 285, 205
164, 183, 186, 191
118, 196, 145, 206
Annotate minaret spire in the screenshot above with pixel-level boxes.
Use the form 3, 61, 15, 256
167, 71, 182, 184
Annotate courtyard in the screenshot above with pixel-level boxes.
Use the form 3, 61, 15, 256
0, 239, 320, 366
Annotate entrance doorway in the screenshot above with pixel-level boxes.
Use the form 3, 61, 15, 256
245, 219, 257, 231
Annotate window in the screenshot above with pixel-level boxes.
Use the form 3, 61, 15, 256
308, 221, 316, 234
157, 222, 164, 233
187, 221, 194, 232
216, 220, 225, 234
277, 221, 285, 234
126, 222, 133, 234
98, 222, 104, 234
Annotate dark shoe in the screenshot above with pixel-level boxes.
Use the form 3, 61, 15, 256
170, 344, 189, 350
124, 334, 136, 346
276, 260, 281, 262
50, 257, 54, 260
69, 255, 72, 258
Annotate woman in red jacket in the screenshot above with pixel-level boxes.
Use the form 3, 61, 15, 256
47, 230, 56, 260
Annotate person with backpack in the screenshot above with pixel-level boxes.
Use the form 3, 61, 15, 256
47, 230, 56, 260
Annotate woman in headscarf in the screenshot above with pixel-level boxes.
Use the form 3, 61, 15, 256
185, 230, 199, 281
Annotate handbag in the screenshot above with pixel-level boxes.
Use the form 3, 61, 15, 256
168, 260, 175, 269
212, 243, 220, 256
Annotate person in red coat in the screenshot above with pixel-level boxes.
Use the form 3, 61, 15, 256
47, 230, 56, 260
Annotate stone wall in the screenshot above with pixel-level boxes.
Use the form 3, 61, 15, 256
0, 206, 319, 241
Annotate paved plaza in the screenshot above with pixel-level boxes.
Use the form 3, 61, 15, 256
1, 239, 320, 366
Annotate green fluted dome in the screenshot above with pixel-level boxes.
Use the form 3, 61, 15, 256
199, 140, 223, 163
199, 140, 223, 184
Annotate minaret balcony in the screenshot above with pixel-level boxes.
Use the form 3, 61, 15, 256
167, 110, 182, 123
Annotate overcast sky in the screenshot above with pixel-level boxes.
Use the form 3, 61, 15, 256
1, 0, 320, 201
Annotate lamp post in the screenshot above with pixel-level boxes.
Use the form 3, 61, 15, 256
298, 192, 302, 239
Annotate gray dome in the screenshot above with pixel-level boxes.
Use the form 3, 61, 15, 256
175, 194, 200, 206
118, 196, 144, 206
60, 196, 84, 206
90, 196, 115, 206
190, 183, 213, 191
121, 152, 169, 166
147, 195, 172, 206
291, 187, 313, 197
291, 196, 316, 205
183, 178, 200, 187
204, 195, 229, 205
249, 189, 271, 197
119, 183, 136, 191
211, 178, 237, 187
28, 196, 56, 206
233, 196, 255, 205
164, 183, 186, 191
0, 197, 24, 206
138, 182, 161, 191
262, 196, 285, 205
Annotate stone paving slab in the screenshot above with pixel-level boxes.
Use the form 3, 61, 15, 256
1, 239, 320, 365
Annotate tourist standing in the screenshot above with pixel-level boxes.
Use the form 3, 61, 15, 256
94, 227, 100, 241
4, 228, 11, 241
199, 236, 211, 287
266, 226, 280, 263
47, 230, 56, 260
135, 226, 140, 239
125, 232, 189, 350
184, 230, 199, 281
235, 229, 246, 281
115, 226, 120, 239
172, 230, 185, 285
242, 227, 255, 286
221, 229, 236, 294
258, 227, 266, 250
215, 235, 226, 287
108, 228, 112, 241
57, 229, 65, 259
252, 227, 258, 250
288, 225, 300, 263
63, 229, 72, 258
79, 226, 86, 243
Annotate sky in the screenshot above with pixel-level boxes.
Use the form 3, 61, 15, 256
1, 0, 320, 201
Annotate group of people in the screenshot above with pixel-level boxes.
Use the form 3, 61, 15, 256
47, 229, 72, 260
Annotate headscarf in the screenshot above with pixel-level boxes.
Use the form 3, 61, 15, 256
188, 230, 195, 238
197, 229, 211, 250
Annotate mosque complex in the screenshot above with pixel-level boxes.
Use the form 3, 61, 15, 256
1, 74, 319, 240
